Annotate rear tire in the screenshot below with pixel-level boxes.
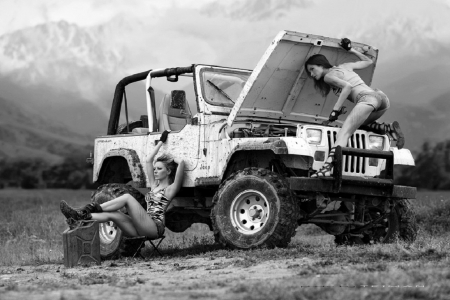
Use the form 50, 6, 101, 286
91, 183, 147, 259
335, 199, 417, 245
396, 199, 418, 242
211, 168, 298, 249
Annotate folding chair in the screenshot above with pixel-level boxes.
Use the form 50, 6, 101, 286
132, 236, 166, 259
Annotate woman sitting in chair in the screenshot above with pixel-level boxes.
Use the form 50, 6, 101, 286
60, 130, 184, 239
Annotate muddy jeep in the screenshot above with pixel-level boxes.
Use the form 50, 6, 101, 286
89, 30, 417, 259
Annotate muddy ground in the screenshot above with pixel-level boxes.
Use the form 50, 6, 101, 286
0, 255, 323, 300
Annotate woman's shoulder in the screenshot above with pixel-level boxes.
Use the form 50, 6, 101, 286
336, 63, 354, 71
325, 67, 344, 79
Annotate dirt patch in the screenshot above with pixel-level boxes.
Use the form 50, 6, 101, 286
0, 256, 316, 300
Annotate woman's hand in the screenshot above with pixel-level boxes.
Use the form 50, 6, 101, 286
339, 38, 352, 51
328, 107, 347, 122
159, 130, 171, 143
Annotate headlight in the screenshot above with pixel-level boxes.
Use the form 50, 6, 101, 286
368, 135, 384, 150
306, 129, 322, 144
368, 135, 384, 166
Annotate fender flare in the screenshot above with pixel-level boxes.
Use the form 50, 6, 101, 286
194, 138, 315, 187
95, 148, 146, 187
221, 138, 313, 180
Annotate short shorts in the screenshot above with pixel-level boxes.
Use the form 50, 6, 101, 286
355, 89, 390, 113
152, 218, 165, 238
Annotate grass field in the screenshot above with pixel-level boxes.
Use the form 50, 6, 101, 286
1, 189, 450, 299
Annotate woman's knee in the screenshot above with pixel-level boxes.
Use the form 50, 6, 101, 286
122, 193, 138, 204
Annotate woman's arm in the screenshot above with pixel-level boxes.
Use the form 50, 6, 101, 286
146, 130, 170, 187
165, 158, 185, 200
146, 141, 164, 188
344, 48, 373, 70
324, 74, 352, 111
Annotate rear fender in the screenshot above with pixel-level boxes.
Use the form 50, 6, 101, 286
95, 148, 146, 187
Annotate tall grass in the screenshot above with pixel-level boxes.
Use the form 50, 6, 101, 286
0, 189, 217, 266
0, 189, 91, 265
0, 189, 449, 266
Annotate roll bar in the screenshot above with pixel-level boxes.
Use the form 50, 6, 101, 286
107, 65, 194, 135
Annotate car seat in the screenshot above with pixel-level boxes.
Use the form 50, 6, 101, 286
158, 90, 192, 132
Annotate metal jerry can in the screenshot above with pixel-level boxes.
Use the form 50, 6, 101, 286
63, 220, 101, 268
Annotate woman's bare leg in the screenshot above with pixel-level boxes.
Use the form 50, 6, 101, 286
94, 194, 159, 239
99, 194, 135, 212
361, 109, 387, 126
91, 212, 140, 237
335, 104, 375, 147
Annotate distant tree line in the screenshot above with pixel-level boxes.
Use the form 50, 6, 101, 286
0, 153, 98, 190
396, 140, 450, 190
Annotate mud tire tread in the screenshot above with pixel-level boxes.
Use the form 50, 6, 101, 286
396, 199, 418, 242
334, 198, 418, 245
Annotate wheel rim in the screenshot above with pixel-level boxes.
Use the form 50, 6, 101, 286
230, 189, 270, 235
367, 210, 393, 243
99, 221, 119, 245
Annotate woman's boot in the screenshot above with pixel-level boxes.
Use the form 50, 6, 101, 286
361, 121, 405, 149
60, 201, 103, 221
311, 147, 336, 177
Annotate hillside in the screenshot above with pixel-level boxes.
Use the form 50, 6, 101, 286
0, 96, 92, 164
380, 91, 450, 152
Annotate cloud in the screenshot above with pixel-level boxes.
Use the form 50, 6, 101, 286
200, 0, 314, 21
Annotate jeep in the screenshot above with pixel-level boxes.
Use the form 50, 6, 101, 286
89, 30, 417, 259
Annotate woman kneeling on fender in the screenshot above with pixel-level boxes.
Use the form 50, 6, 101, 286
305, 38, 404, 178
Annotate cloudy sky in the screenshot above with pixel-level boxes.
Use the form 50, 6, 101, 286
2, 0, 450, 71
1, 0, 450, 108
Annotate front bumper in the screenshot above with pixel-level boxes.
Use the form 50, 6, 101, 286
289, 146, 416, 199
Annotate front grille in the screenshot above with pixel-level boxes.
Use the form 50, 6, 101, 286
327, 129, 367, 175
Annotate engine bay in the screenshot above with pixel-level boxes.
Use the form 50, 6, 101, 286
225, 122, 299, 139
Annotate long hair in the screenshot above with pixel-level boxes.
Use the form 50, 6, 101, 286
305, 54, 333, 97
155, 154, 178, 183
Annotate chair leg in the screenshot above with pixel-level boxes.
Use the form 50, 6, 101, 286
148, 236, 165, 258
132, 240, 147, 259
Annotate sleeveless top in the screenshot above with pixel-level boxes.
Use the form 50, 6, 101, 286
328, 66, 365, 100
145, 186, 171, 225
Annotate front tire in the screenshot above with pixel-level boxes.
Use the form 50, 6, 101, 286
211, 168, 298, 249
91, 183, 147, 259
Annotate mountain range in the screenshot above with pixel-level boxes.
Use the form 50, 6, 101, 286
1, 7, 450, 163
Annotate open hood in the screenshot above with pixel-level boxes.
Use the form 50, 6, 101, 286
227, 30, 379, 126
